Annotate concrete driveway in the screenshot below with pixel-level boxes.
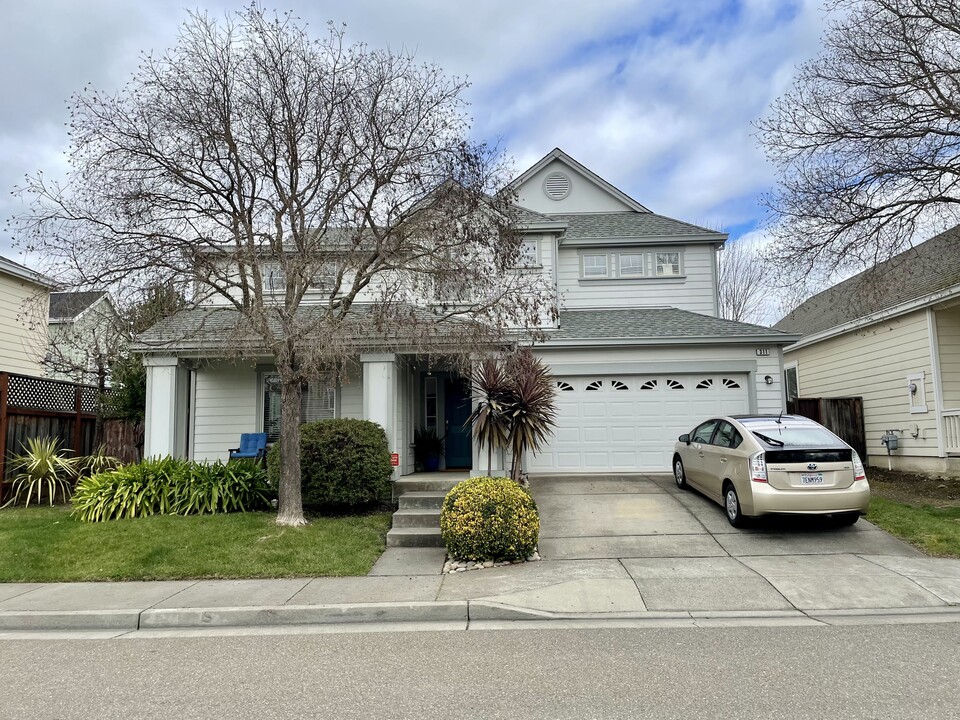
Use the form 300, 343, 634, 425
419, 473, 958, 616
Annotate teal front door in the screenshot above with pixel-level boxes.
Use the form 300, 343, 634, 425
444, 378, 472, 469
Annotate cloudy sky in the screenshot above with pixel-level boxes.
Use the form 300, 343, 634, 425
0, 0, 827, 265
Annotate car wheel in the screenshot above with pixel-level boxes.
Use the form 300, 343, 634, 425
724, 483, 745, 528
673, 457, 688, 490
833, 511, 860, 527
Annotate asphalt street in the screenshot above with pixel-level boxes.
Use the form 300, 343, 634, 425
3, 623, 959, 719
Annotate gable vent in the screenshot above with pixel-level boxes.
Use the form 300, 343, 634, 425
543, 171, 571, 200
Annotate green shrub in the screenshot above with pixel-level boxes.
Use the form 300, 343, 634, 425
71, 457, 271, 523
267, 419, 392, 511
440, 476, 539, 561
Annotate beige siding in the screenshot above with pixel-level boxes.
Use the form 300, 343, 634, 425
936, 308, 960, 408
557, 244, 716, 314
0, 273, 47, 376
785, 310, 938, 463
515, 158, 634, 214
191, 361, 259, 463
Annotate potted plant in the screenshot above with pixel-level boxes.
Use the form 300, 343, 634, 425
413, 427, 445, 472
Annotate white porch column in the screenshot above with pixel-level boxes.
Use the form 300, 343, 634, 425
143, 355, 186, 458
361, 353, 398, 476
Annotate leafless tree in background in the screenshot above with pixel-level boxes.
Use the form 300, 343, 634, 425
757, 0, 960, 279
717, 240, 772, 324
12, 8, 556, 526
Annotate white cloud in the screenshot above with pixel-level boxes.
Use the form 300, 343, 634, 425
0, 0, 829, 261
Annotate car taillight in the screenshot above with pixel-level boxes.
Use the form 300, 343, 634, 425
852, 452, 867, 481
750, 452, 768, 483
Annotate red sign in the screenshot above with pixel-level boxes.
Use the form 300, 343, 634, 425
390, 453, 399, 467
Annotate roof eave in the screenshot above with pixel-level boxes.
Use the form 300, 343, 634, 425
560, 232, 728, 247
543, 333, 799, 348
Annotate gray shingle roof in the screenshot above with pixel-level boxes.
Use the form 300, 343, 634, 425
550, 308, 794, 342
774, 225, 960, 337
511, 205, 556, 224
548, 212, 723, 241
49, 291, 106, 321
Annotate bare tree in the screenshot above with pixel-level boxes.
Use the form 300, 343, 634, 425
717, 240, 771, 324
757, 0, 960, 277
12, 8, 555, 526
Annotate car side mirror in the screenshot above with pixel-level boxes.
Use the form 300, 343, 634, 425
679, 434, 690, 445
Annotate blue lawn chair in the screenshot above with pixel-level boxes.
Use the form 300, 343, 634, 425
229, 433, 268, 462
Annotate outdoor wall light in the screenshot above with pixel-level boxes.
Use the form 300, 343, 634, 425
764, 375, 773, 385
909, 382, 918, 395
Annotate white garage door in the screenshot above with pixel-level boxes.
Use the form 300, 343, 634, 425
528, 374, 751, 473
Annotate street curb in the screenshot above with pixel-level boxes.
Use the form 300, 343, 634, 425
0, 610, 140, 631
139, 601, 469, 629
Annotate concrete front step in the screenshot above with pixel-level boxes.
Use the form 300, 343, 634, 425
394, 477, 463, 493
386, 527, 444, 547
391, 508, 442, 528
398, 491, 448, 510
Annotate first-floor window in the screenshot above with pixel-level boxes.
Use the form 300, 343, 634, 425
784, 366, 799, 402
262, 373, 336, 442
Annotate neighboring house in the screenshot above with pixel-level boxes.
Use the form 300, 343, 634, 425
137, 148, 797, 475
0, 255, 53, 377
775, 225, 960, 473
47, 291, 125, 386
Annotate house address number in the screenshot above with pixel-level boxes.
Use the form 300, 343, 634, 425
755, 348, 770, 357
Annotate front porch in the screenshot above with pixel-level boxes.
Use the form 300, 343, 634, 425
141, 352, 505, 479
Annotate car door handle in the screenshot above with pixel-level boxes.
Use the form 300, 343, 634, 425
720, 457, 728, 464
698, 452, 704, 459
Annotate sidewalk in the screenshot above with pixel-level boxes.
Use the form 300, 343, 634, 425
1, 549, 958, 636
3, 473, 959, 636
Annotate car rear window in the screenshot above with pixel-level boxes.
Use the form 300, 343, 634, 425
749, 424, 844, 448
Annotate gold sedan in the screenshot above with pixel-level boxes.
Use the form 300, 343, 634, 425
672, 415, 870, 527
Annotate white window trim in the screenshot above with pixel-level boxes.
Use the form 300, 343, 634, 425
783, 362, 799, 403
655, 250, 683, 277
513, 237, 542, 269
581, 253, 609, 278
907, 371, 928, 414
618, 252, 645, 277
578, 249, 686, 280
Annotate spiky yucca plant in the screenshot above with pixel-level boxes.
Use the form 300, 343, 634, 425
4, 437, 78, 507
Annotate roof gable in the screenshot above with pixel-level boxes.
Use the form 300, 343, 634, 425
511, 148, 650, 215
775, 225, 960, 338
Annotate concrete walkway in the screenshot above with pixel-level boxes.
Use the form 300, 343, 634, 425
1, 474, 959, 635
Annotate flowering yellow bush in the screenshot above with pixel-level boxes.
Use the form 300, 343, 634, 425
440, 476, 540, 561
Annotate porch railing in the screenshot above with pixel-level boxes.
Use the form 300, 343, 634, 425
943, 409, 960, 454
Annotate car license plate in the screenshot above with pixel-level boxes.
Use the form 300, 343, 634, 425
800, 473, 824, 485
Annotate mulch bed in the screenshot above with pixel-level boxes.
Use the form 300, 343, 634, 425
867, 467, 960, 508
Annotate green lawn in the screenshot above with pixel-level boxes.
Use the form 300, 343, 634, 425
0, 506, 391, 582
867, 497, 960, 558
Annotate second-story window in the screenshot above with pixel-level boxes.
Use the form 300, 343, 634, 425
582, 254, 608, 278
656, 252, 682, 276
619, 253, 644, 277
264, 263, 285, 292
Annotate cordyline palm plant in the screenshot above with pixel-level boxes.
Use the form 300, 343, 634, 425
467, 349, 557, 481
466, 358, 513, 476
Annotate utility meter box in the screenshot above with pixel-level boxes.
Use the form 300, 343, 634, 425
881, 432, 899, 452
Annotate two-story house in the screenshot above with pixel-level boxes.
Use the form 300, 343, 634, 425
137, 149, 797, 475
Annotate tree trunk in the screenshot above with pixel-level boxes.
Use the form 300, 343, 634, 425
486, 444, 492, 478
276, 372, 307, 527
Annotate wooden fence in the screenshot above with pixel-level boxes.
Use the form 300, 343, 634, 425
787, 396, 867, 460
0, 372, 102, 480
